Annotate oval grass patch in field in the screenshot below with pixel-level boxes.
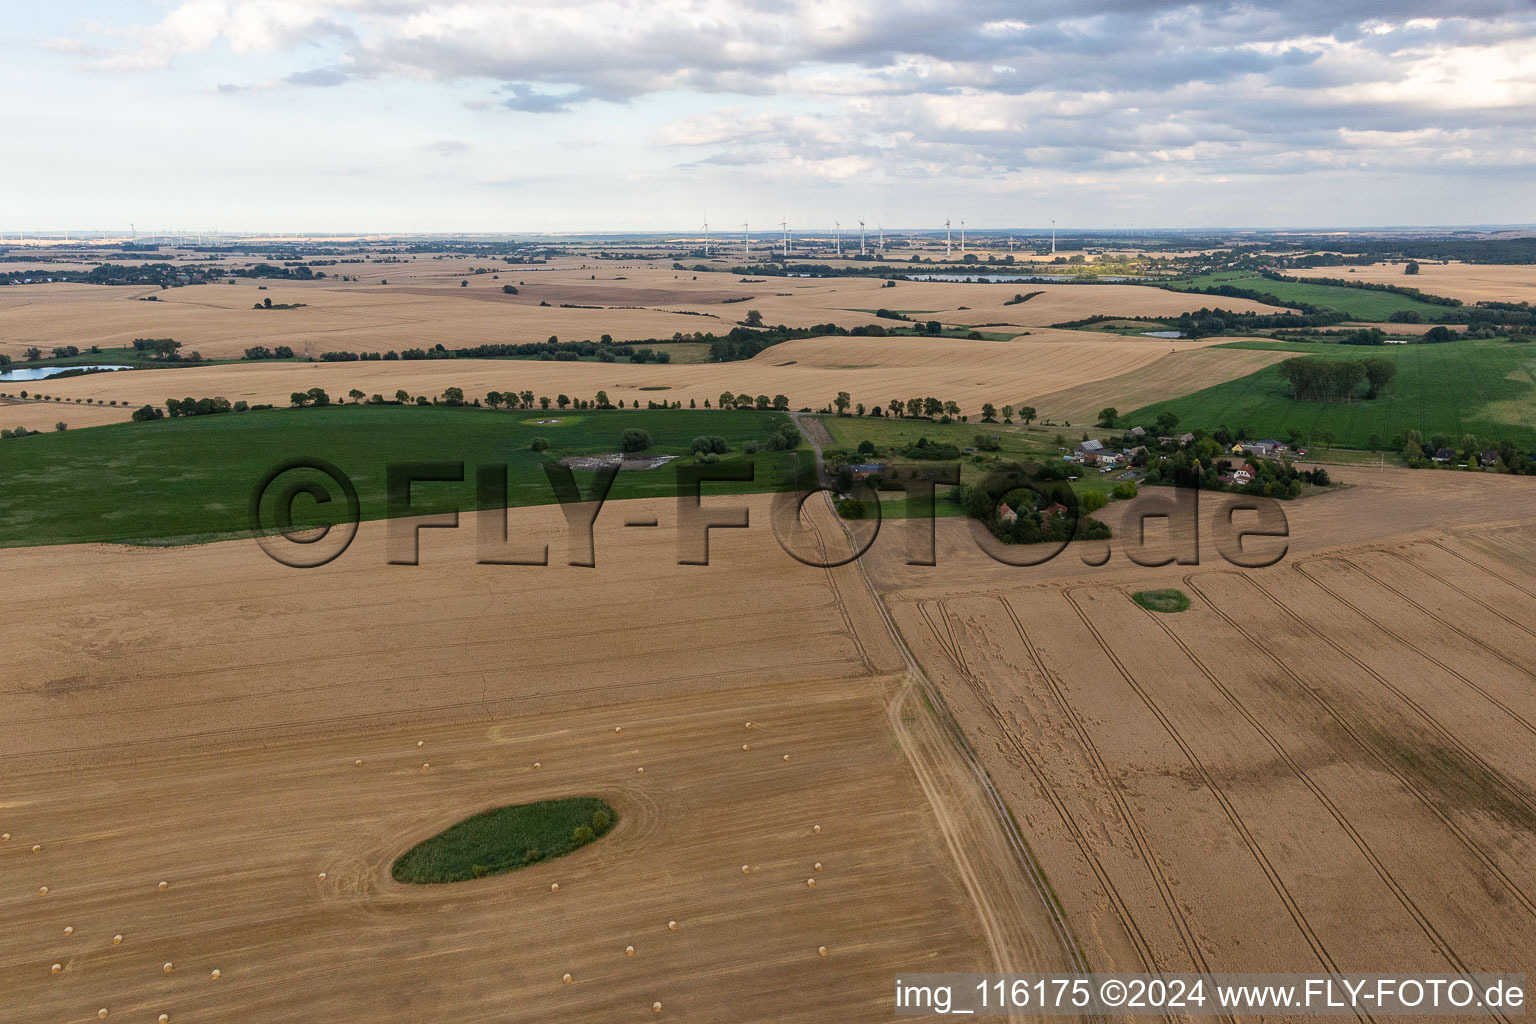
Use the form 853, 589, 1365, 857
1131, 588, 1191, 613
392, 797, 616, 883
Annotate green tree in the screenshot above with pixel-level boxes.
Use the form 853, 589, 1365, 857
1002, 404, 1014, 424
395, 389, 410, 405
486, 391, 503, 409
1017, 405, 1036, 425
348, 388, 365, 404
306, 387, 331, 407
1405, 260, 1420, 275
744, 309, 764, 327
441, 386, 465, 406
834, 391, 851, 415
556, 394, 571, 409
773, 394, 789, 410
620, 428, 651, 453
1155, 411, 1180, 434
1097, 407, 1118, 427
980, 403, 997, 423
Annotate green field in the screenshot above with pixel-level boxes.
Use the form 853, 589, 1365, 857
1132, 589, 1190, 613
1128, 339, 1536, 449
1164, 272, 1450, 321
392, 798, 616, 884
0, 406, 811, 548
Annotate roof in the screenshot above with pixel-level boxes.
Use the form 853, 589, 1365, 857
846, 463, 886, 473
1077, 439, 1103, 452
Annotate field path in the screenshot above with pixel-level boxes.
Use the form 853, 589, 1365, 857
789, 412, 1092, 1008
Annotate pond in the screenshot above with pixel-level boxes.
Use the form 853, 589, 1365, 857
0, 364, 134, 382
1141, 331, 1186, 338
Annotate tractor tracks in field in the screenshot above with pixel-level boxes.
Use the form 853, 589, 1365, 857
1128, 584, 1506, 1013
1185, 571, 1536, 923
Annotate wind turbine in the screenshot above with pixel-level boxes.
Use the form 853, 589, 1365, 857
702, 215, 710, 257
960, 219, 966, 254
878, 224, 885, 252
944, 219, 951, 258
742, 222, 749, 262
1051, 219, 1056, 255
780, 218, 789, 257
858, 219, 866, 256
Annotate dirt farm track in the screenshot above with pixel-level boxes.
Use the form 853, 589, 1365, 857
3, 467, 1535, 1019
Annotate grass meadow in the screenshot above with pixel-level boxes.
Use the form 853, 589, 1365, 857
0, 406, 811, 547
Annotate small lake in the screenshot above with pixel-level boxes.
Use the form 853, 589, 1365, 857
0, 364, 134, 382
1141, 331, 1186, 338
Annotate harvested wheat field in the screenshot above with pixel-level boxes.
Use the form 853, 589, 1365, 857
0, 398, 133, 432
1291, 262, 1536, 304
860, 469, 1536, 980
0, 495, 1070, 1022
0, 254, 1288, 361
1018, 344, 1295, 424
28, 331, 1252, 419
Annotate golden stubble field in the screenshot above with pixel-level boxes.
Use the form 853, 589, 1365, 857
860, 468, 1536, 982
0, 495, 1071, 1023
1291, 262, 1536, 304
0, 253, 1289, 361
16, 330, 1277, 422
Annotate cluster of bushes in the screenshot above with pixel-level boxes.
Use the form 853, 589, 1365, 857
900, 437, 962, 460
167, 396, 247, 417
243, 345, 296, 360
1280, 356, 1397, 402
570, 808, 612, 849
1, 426, 39, 439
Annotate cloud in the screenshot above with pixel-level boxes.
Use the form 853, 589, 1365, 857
421, 139, 471, 156
42, 0, 1536, 191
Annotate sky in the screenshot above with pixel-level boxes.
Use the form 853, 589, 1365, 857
3, 0, 1534, 233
